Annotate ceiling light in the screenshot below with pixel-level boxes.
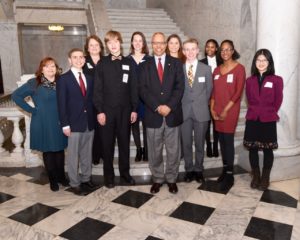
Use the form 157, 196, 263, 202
48, 24, 64, 32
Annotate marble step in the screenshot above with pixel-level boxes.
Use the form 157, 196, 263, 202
111, 23, 179, 29
91, 154, 239, 176
106, 8, 167, 15
108, 15, 172, 21
106, 8, 188, 46
109, 19, 175, 24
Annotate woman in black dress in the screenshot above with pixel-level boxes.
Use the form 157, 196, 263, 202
128, 31, 150, 161
83, 35, 104, 165
200, 39, 222, 158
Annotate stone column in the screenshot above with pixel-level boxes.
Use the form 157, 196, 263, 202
255, 0, 300, 179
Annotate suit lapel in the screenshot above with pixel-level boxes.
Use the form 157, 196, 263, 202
162, 55, 171, 85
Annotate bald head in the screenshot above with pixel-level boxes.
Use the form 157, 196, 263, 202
151, 32, 167, 57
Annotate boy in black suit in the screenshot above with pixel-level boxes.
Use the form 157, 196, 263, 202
93, 30, 138, 188
57, 48, 95, 195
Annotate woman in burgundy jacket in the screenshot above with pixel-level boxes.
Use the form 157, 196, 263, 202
243, 49, 283, 191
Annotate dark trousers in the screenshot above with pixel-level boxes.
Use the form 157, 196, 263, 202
92, 120, 103, 161
101, 106, 131, 178
92, 108, 103, 162
249, 148, 274, 169
132, 118, 147, 149
43, 150, 66, 183
218, 132, 234, 172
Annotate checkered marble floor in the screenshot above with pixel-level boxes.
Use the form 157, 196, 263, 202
0, 167, 299, 240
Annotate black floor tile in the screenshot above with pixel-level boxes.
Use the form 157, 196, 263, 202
8, 203, 59, 226
261, 189, 298, 208
244, 217, 293, 240
170, 202, 215, 225
112, 190, 153, 208
0, 192, 14, 204
198, 180, 231, 194
145, 236, 163, 240
60, 217, 114, 240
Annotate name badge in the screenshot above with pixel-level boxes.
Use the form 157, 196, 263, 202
123, 74, 128, 83
122, 65, 130, 70
264, 82, 273, 88
227, 74, 234, 83
87, 62, 93, 69
198, 77, 205, 83
214, 75, 220, 80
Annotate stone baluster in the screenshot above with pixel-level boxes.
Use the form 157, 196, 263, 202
7, 116, 24, 156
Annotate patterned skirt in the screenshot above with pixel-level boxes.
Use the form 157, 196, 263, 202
243, 120, 278, 150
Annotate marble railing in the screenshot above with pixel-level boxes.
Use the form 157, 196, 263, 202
0, 76, 42, 168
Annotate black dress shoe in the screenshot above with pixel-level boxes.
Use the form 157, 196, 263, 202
184, 172, 194, 182
81, 180, 97, 190
50, 182, 59, 192
70, 186, 88, 196
58, 178, 70, 187
194, 171, 205, 183
219, 174, 234, 191
120, 174, 136, 185
167, 182, 178, 194
150, 183, 162, 194
92, 158, 100, 165
104, 177, 115, 189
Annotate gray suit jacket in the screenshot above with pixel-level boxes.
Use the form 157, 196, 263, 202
182, 61, 212, 122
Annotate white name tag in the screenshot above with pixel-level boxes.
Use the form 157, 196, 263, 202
122, 65, 130, 70
227, 74, 234, 83
264, 82, 273, 88
87, 62, 93, 69
214, 75, 220, 80
123, 74, 128, 83
198, 77, 205, 83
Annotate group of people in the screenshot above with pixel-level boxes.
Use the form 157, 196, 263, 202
12, 29, 283, 195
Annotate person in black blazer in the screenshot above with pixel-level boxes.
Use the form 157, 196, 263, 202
93, 30, 138, 188
139, 32, 184, 194
200, 39, 222, 158
83, 35, 104, 165
57, 48, 95, 195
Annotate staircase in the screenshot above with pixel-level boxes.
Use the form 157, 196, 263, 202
106, 8, 188, 55
89, 7, 247, 176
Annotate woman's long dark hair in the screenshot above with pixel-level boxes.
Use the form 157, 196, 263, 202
251, 48, 275, 76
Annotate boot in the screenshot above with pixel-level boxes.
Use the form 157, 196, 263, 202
213, 142, 219, 157
57, 166, 69, 187
135, 147, 143, 162
219, 173, 234, 191
143, 147, 148, 161
206, 142, 213, 158
250, 168, 260, 189
259, 168, 271, 191
56, 152, 69, 187
48, 171, 59, 192
217, 167, 227, 182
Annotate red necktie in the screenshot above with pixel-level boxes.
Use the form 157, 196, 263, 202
78, 72, 86, 96
157, 57, 164, 83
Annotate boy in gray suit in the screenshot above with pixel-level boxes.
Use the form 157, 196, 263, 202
181, 38, 213, 183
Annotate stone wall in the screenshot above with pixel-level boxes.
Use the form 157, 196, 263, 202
0, 22, 22, 92
147, 0, 258, 72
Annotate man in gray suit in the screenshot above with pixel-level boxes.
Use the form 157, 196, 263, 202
181, 38, 213, 183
